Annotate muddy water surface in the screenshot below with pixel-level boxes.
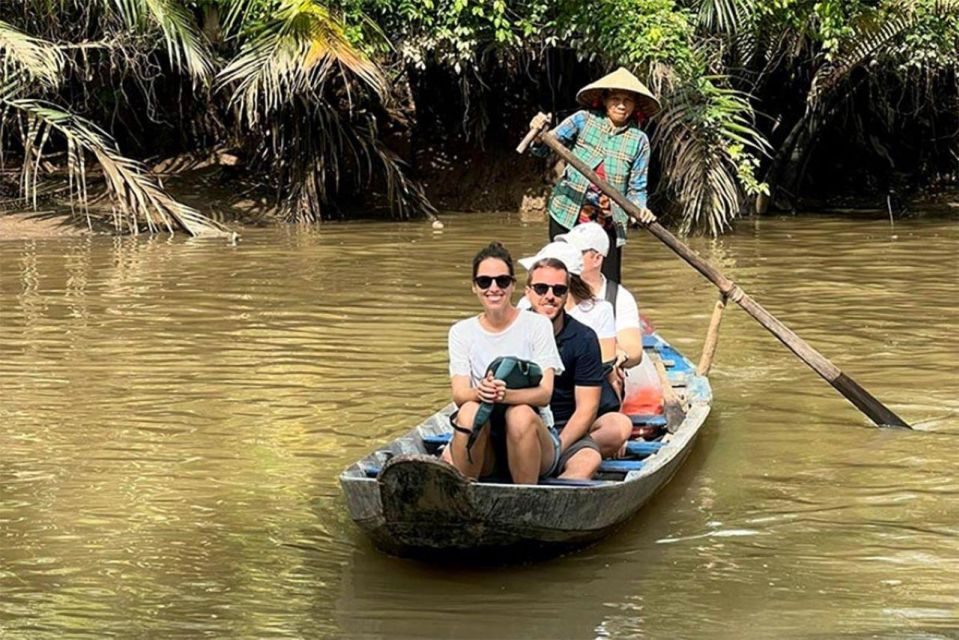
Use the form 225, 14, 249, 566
1, 212, 957, 639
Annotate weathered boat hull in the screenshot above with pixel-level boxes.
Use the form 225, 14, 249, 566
339, 331, 712, 560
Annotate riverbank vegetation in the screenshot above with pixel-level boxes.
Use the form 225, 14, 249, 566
1, 0, 956, 236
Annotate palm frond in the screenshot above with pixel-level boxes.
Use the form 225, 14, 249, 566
4, 98, 227, 236
109, 0, 214, 82
275, 102, 432, 223
808, 17, 913, 111
350, 116, 435, 221
654, 77, 769, 234
216, 0, 386, 124
808, 1, 959, 110
0, 70, 23, 103
214, 0, 422, 221
695, 0, 754, 34
0, 20, 64, 87
219, 0, 258, 35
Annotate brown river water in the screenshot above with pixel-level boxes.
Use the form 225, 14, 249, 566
1, 212, 957, 639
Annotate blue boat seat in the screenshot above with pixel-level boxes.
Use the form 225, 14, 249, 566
423, 433, 452, 450
658, 346, 694, 373
625, 441, 663, 457
426, 432, 662, 457
599, 460, 645, 473
630, 414, 667, 428
427, 422, 664, 440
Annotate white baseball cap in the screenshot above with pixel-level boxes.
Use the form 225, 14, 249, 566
518, 241, 584, 275
555, 222, 609, 257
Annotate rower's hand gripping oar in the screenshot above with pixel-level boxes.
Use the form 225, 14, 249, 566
517, 114, 910, 429
516, 114, 551, 154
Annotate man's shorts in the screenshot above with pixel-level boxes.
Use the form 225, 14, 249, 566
549, 419, 602, 477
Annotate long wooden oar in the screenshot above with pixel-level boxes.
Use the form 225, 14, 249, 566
518, 120, 910, 429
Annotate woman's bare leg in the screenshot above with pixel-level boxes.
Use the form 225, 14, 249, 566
448, 402, 492, 479
504, 405, 555, 484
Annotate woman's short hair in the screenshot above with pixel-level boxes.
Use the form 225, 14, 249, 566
524, 257, 569, 286
472, 242, 514, 278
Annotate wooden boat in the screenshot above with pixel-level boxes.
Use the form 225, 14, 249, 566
339, 330, 712, 560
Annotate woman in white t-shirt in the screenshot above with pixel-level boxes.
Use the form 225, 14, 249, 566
447, 242, 564, 484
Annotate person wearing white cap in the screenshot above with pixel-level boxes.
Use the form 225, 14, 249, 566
555, 222, 644, 368
528, 67, 660, 283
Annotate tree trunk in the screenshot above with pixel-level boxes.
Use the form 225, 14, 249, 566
760, 77, 868, 214
202, 6, 222, 45
760, 112, 812, 213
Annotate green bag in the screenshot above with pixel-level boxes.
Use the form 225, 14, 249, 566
466, 356, 544, 457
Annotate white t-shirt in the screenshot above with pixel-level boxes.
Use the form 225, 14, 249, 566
517, 297, 616, 340
448, 310, 564, 387
595, 275, 641, 333
595, 277, 658, 394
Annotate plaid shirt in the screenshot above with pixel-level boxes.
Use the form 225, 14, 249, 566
533, 110, 649, 247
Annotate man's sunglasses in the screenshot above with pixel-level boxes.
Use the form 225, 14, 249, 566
474, 275, 515, 289
529, 283, 569, 297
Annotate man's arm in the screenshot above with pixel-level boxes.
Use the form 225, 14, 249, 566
598, 336, 617, 362
560, 328, 604, 450
558, 385, 600, 451
594, 303, 618, 362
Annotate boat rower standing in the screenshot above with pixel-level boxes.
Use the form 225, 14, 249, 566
529, 67, 661, 283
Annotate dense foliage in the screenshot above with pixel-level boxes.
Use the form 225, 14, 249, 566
1, 0, 956, 235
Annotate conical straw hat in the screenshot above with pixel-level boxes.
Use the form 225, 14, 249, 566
576, 67, 661, 118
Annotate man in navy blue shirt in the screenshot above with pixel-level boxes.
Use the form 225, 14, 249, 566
524, 254, 630, 479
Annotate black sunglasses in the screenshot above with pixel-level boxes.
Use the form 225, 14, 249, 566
474, 275, 515, 289
529, 283, 569, 297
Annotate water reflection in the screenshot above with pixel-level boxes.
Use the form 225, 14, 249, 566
1, 212, 957, 637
